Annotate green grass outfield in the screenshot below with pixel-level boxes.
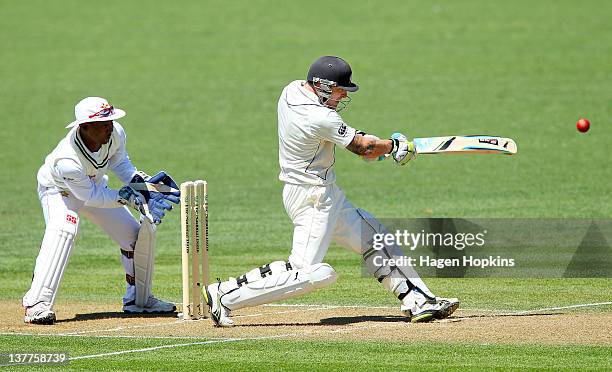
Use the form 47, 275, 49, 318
0, 0, 611, 370
1, 336, 610, 371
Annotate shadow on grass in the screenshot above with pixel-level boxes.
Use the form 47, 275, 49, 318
453, 312, 561, 319
236, 312, 563, 327
235, 315, 408, 327
57, 311, 178, 323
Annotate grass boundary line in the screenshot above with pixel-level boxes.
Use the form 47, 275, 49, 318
69, 337, 258, 361
52, 308, 329, 336
0, 332, 225, 341
264, 301, 612, 314
263, 304, 504, 312
234, 306, 332, 319
67, 324, 377, 361
55, 319, 185, 336
0, 307, 336, 340
512, 302, 612, 315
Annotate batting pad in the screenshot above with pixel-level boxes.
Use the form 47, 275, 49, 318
27, 210, 79, 305
221, 263, 337, 311
134, 218, 157, 307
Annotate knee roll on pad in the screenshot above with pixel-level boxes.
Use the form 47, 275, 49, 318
356, 208, 401, 278
362, 243, 396, 280
221, 263, 337, 311
235, 261, 292, 287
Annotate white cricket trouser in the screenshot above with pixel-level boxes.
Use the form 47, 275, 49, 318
283, 182, 435, 305
22, 185, 140, 308
284, 182, 382, 266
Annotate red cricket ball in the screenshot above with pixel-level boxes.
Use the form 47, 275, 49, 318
576, 118, 590, 133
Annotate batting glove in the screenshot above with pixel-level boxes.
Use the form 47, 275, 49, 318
390, 132, 416, 166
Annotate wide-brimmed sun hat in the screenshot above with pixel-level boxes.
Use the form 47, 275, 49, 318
66, 97, 126, 128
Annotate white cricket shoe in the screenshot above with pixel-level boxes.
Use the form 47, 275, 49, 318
402, 297, 460, 323
24, 302, 56, 325
123, 296, 176, 314
204, 283, 234, 327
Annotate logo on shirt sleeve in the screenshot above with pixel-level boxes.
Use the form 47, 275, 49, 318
338, 123, 347, 136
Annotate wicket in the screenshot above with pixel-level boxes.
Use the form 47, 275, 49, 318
180, 180, 209, 320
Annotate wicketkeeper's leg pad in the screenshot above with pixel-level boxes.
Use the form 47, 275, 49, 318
23, 210, 79, 307
133, 218, 157, 307
218, 261, 337, 311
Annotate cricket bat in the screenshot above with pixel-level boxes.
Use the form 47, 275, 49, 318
413, 135, 517, 155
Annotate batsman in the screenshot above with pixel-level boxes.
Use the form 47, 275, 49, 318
205, 56, 459, 326
23, 97, 180, 324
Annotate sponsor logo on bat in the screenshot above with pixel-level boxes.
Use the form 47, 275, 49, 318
478, 138, 498, 145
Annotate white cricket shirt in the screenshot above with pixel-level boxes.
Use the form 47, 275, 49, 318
277, 80, 356, 186
37, 122, 137, 208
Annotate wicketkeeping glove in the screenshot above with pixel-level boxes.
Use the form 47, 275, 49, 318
130, 171, 181, 205
118, 185, 155, 223
132, 171, 180, 223
390, 132, 416, 166
119, 171, 181, 224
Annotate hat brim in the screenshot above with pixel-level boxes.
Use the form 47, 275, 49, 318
65, 108, 126, 128
339, 83, 359, 92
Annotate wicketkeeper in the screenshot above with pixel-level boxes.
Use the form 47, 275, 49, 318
23, 97, 180, 324
205, 56, 459, 327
